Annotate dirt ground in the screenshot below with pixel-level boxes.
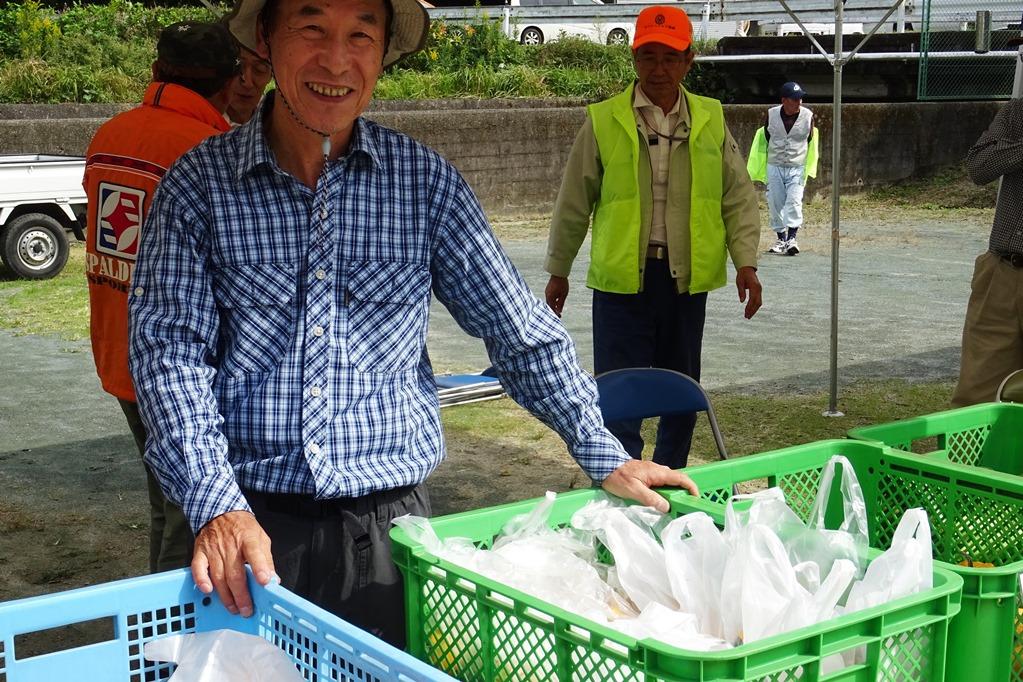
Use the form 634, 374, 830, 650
0, 199, 994, 611
0, 404, 592, 605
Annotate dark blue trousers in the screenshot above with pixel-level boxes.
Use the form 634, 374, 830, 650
592, 258, 708, 469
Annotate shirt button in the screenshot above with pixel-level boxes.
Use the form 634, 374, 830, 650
134, 286, 144, 296
312, 325, 324, 337
310, 386, 322, 397
315, 269, 326, 280
308, 443, 321, 455
320, 207, 328, 219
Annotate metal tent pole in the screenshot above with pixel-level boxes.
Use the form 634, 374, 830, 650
1014, 13, 1023, 99
824, 0, 845, 417
772, 0, 905, 417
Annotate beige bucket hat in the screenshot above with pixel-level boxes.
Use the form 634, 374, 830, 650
226, 0, 429, 68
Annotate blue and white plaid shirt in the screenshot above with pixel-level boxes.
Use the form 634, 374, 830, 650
129, 95, 629, 532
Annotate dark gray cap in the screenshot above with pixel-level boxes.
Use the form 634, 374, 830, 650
157, 21, 241, 80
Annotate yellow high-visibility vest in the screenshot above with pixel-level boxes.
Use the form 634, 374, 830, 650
587, 83, 729, 294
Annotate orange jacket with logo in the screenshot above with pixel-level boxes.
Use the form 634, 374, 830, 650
84, 82, 230, 402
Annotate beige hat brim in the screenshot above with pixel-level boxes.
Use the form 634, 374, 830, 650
226, 0, 428, 68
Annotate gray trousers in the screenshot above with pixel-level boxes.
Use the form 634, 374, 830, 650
118, 399, 194, 573
244, 484, 431, 648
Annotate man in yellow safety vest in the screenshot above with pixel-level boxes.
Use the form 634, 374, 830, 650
544, 5, 762, 469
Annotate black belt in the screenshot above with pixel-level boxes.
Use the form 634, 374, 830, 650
647, 244, 668, 260
243, 485, 416, 519
995, 251, 1023, 268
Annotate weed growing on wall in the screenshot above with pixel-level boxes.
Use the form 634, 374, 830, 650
0, 1, 62, 59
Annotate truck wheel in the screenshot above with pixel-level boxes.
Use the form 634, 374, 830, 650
607, 28, 629, 45
1, 213, 69, 280
520, 27, 544, 45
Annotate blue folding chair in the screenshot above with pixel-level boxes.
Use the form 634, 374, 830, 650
434, 366, 504, 407
595, 367, 728, 462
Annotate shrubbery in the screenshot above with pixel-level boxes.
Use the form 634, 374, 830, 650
0, 0, 727, 103
0, 0, 222, 102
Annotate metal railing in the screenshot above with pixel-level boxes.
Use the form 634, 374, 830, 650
427, 0, 1022, 28
917, 1, 1021, 99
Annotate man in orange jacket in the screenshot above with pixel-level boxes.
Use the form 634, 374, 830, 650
83, 21, 239, 572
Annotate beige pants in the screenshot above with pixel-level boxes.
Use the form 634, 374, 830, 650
952, 252, 1023, 406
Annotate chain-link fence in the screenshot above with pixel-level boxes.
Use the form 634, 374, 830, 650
918, 0, 1020, 100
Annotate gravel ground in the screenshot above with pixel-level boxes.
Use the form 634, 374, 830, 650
0, 212, 989, 606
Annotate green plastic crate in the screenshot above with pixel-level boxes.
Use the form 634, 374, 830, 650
848, 402, 1023, 476
674, 439, 1023, 682
391, 487, 963, 682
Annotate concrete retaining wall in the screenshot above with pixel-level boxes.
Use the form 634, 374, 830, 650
0, 99, 1002, 216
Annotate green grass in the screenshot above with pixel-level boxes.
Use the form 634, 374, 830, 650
0, 166, 990, 340
441, 378, 956, 467
862, 165, 998, 210
0, 242, 88, 340
0, 184, 966, 464
795, 172, 996, 230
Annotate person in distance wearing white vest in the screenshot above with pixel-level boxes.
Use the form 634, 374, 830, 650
747, 81, 819, 256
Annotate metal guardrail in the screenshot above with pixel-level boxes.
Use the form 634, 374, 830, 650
428, 0, 1022, 26
696, 48, 1019, 61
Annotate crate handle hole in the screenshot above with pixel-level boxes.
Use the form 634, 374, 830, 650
201, 596, 212, 607
13, 616, 115, 660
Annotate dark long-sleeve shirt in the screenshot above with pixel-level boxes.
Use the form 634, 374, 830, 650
966, 98, 1023, 255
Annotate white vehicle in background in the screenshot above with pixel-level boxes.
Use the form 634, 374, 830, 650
0, 155, 87, 279
777, 22, 864, 36
509, 0, 633, 45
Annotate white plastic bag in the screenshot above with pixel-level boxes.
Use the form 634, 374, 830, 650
718, 490, 786, 644
396, 493, 621, 623
719, 490, 857, 645
845, 507, 933, 612
391, 514, 482, 567
789, 455, 870, 579
492, 491, 562, 550
840, 508, 933, 668
607, 602, 731, 651
571, 499, 677, 611
144, 630, 303, 682
661, 512, 729, 638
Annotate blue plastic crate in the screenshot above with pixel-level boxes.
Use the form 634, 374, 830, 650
0, 568, 456, 681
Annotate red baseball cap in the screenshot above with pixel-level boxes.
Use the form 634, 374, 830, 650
632, 6, 693, 52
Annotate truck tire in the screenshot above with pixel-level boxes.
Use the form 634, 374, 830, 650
1, 213, 69, 280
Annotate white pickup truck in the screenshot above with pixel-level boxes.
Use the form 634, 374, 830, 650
0, 154, 87, 279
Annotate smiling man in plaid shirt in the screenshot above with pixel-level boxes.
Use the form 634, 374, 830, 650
127, 0, 699, 646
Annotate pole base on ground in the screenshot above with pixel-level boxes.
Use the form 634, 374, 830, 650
822, 409, 845, 418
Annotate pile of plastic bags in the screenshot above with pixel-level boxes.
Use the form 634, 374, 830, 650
395, 456, 934, 653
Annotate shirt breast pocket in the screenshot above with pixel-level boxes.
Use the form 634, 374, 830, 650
211, 262, 297, 376
346, 261, 431, 374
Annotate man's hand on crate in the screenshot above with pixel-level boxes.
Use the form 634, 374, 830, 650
601, 460, 699, 513
191, 510, 276, 618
